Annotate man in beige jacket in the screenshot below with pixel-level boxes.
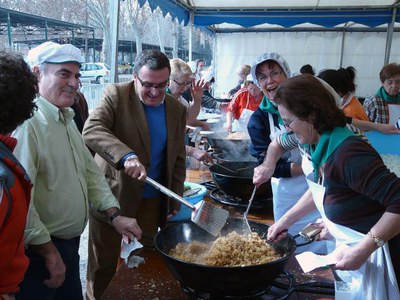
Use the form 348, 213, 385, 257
83, 50, 186, 299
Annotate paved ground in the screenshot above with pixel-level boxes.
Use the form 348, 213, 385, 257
79, 225, 89, 297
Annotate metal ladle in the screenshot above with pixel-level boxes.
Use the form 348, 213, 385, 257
243, 186, 257, 233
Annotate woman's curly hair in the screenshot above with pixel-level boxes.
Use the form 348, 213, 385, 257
0, 51, 38, 134
274, 74, 346, 134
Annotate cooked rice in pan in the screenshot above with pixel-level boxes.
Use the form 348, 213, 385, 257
169, 231, 281, 267
226, 131, 249, 140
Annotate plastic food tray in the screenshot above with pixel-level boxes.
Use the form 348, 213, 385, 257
170, 182, 208, 221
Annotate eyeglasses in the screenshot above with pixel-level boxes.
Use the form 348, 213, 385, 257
384, 79, 400, 85
172, 79, 192, 87
257, 70, 284, 84
283, 117, 298, 129
136, 75, 169, 90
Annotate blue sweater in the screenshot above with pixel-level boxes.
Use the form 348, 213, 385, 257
247, 107, 292, 178
143, 103, 167, 197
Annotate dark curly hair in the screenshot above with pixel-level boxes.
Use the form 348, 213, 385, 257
318, 66, 356, 96
0, 51, 38, 134
274, 74, 346, 134
300, 64, 315, 76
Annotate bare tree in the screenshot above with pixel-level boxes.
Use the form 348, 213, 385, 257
121, 0, 150, 57
171, 19, 179, 58
86, 0, 110, 64
4, 0, 82, 22
154, 7, 165, 53
1, 0, 213, 64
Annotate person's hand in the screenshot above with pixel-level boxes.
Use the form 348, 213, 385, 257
43, 248, 66, 288
112, 216, 142, 241
253, 162, 275, 188
33, 242, 66, 289
219, 102, 229, 112
1, 293, 16, 300
30, 242, 66, 288
191, 79, 205, 104
312, 220, 334, 241
191, 148, 213, 162
334, 242, 374, 271
267, 219, 289, 243
226, 122, 232, 133
198, 121, 210, 131
167, 209, 178, 220
123, 155, 146, 180
375, 123, 400, 134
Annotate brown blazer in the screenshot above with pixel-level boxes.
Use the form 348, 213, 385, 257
82, 81, 187, 226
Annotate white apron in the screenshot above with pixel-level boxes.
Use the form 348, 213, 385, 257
306, 171, 399, 299
388, 103, 400, 127
268, 114, 327, 253
232, 93, 255, 132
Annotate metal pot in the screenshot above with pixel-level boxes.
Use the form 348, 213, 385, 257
155, 218, 306, 296
208, 161, 272, 201
205, 132, 250, 155
213, 152, 257, 164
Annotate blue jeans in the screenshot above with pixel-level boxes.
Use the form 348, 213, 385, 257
16, 236, 83, 300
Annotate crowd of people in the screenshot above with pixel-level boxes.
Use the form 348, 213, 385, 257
1, 40, 400, 300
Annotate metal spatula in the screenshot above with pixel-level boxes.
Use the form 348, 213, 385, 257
145, 177, 229, 236
242, 186, 257, 233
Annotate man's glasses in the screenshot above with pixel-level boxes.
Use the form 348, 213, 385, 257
283, 117, 297, 129
173, 79, 192, 87
257, 70, 284, 84
136, 75, 169, 90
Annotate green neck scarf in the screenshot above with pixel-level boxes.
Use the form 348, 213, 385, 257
309, 126, 355, 181
376, 86, 400, 103
259, 96, 283, 124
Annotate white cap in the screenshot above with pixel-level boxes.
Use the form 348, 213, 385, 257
245, 74, 254, 82
250, 52, 291, 87
27, 41, 83, 66
202, 66, 214, 83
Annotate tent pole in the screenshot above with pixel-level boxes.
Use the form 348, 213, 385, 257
384, 4, 397, 65
339, 24, 347, 68
188, 11, 194, 62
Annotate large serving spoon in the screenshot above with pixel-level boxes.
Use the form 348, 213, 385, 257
242, 185, 257, 233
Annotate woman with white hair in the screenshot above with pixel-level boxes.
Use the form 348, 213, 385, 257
167, 58, 212, 163
227, 64, 251, 97
168, 58, 205, 124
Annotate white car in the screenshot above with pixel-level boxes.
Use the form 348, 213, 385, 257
80, 62, 110, 84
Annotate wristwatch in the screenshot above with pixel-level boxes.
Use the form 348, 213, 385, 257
367, 231, 385, 247
109, 210, 122, 223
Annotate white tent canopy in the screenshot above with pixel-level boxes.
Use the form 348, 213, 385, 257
127, 0, 400, 97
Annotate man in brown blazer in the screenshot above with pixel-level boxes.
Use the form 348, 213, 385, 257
82, 50, 186, 299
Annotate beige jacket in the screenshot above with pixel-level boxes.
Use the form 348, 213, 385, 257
83, 81, 187, 227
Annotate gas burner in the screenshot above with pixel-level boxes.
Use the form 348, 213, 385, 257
210, 188, 272, 210
182, 270, 295, 299
200, 180, 218, 191
181, 269, 334, 300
